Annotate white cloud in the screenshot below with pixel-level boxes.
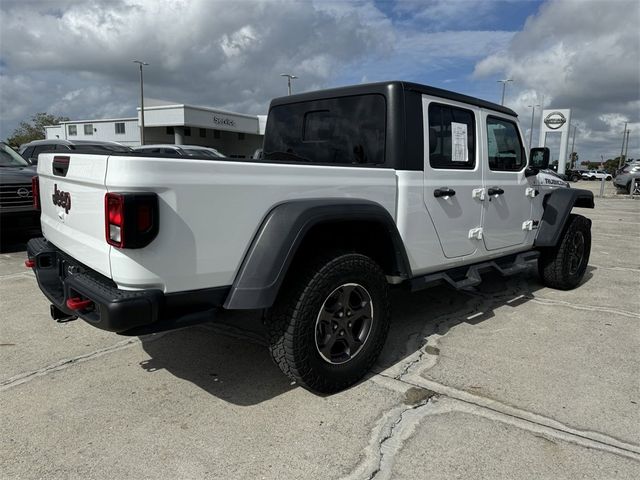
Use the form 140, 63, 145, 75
473, 0, 640, 161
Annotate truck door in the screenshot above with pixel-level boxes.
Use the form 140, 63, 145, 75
481, 112, 532, 250
422, 97, 483, 258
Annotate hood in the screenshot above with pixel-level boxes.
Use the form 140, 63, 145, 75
0, 165, 38, 184
536, 169, 570, 188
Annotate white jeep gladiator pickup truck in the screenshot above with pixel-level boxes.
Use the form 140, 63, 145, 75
26, 81, 594, 393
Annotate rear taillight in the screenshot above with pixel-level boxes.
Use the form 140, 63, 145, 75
32, 176, 40, 210
105, 192, 159, 249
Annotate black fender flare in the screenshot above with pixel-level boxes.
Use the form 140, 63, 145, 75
223, 198, 411, 310
534, 188, 594, 248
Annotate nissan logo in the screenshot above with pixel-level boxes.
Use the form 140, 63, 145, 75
17, 187, 30, 198
544, 111, 567, 130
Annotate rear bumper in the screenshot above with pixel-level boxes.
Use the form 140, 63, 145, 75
26, 237, 230, 334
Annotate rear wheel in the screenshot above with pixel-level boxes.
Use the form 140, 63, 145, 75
570, 174, 580, 182
267, 252, 390, 393
538, 214, 591, 290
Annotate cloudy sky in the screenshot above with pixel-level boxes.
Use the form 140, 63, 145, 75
1, 0, 638, 162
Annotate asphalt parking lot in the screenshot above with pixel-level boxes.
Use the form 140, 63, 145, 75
1, 189, 639, 479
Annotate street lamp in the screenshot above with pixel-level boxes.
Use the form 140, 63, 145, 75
280, 73, 298, 95
527, 104, 540, 149
497, 79, 513, 105
133, 60, 149, 145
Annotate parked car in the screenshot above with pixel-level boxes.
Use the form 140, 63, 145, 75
19, 139, 132, 165
613, 161, 640, 193
0, 142, 39, 233
132, 144, 225, 159
565, 169, 587, 182
581, 169, 612, 181
26, 80, 594, 393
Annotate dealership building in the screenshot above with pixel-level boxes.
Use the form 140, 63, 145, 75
45, 99, 267, 158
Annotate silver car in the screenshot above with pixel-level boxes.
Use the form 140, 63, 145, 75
132, 144, 225, 159
614, 161, 640, 193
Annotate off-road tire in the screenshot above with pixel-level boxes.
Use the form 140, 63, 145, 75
538, 214, 591, 290
267, 252, 390, 394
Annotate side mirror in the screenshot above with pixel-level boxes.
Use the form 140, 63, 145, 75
529, 147, 550, 170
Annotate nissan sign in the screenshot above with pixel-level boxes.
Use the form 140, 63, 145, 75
543, 111, 567, 130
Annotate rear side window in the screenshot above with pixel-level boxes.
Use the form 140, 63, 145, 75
427, 103, 476, 169
486, 117, 525, 171
263, 94, 386, 165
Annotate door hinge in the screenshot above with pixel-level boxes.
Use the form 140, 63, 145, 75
468, 227, 483, 240
472, 188, 486, 201
525, 187, 539, 198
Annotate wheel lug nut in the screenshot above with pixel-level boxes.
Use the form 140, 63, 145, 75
348, 322, 352, 327
347, 311, 352, 316
339, 331, 344, 336
338, 312, 344, 318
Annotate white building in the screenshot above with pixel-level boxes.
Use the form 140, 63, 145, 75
45, 99, 266, 158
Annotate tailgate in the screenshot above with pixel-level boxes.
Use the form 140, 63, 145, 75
37, 153, 112, 278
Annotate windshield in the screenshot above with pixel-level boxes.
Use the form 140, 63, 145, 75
0, 143, 30, 167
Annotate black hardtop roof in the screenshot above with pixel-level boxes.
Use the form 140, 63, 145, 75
270, 80, 517, 117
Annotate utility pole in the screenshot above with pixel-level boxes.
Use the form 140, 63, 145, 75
624, 130, 630, 160
133, 60, 149, 145
528, 104, 540, 149
570, 125, 577, 169
618, 121, 628, 169
497, 79, 513, 105
280, 73, 298, 95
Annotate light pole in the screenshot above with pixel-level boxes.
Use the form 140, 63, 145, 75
133, 60, 149, 145
618, 121, 628, 169
497, 79, 513, 105
280, 73, 297, 95
527, 104, 540, 149
570, 125, 577, 169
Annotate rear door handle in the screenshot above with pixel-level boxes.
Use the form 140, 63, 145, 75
434, 187, 456, 198
487, 187, 505, 196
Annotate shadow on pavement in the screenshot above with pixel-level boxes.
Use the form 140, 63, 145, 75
138, 266, 595, 406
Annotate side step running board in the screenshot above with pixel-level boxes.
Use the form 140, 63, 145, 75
409, 251, 540, 292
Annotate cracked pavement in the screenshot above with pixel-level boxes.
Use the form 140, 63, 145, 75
1, 194, 639, 479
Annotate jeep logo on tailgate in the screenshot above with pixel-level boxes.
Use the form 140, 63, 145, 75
52, 184, 71, 213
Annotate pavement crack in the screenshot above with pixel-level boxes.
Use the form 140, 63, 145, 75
529, 296, 640, 319
0, 332, 169, 391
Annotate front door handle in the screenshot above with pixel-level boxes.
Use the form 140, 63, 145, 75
487, 187, 505, 196
434, 187, 456, 198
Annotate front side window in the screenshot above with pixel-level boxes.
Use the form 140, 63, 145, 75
84, 124, 93, 135
115, 122, 125, 134
68, 125, 77, 136
486, 117, 525, 171
263, 94, 386, 165
427, 103, 476, 169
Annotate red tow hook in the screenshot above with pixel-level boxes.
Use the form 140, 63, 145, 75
66, 297, 93, 311
25, 259, 35, 268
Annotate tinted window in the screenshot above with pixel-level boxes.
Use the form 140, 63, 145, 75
22, 147, 34, 159
263, 94, 386, 165
428, 103, 476, 169
32, 145, 55, 157
486, 117, 525, 171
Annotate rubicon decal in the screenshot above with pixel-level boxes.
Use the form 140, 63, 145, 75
52, 184, 71, 213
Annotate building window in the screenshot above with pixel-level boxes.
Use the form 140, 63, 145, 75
166, 127, 174, 135
115, 122, 126, 134
199, 128, 206, 138
238, 133, 245, 141
184, 127, 191, 136
213, 129, 221, 139
84, 124, 94, 135
68, 125, 77, 136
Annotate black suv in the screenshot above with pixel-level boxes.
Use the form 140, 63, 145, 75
0, 142, 39, 233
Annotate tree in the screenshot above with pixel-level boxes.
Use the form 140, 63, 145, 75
5, 112, 70, 147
